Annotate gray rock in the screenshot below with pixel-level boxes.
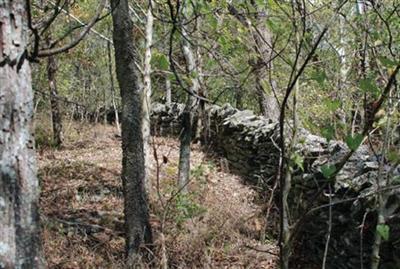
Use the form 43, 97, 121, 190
151, 102, 400, 268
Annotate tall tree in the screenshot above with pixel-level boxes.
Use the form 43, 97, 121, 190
110, 0, 152, 264
228, 1, 280, 120
250, 0, 280, 120
143, 1, 154, 193
0, 0, 43, 267
356, 0, 369, 128
165, 77, 172, 106
107, 41, 120, 134
46, 43, 63, 147
177, 3, 200, 192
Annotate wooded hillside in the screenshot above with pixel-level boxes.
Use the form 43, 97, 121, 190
1, 0, 399, 268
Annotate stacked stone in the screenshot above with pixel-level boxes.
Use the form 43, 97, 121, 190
207, 104, 280, 184
150, 102, 400, 268
150, 102, 185, 136
294, 140, 400, 268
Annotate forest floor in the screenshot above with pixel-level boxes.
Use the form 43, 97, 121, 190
37, 121, 278, 268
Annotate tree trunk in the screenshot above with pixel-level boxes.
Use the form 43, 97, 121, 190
110, 0, 152, 264
228, 2, 280, 120
0, 1, 43, 267
356, 0, 368, 128
193, 33, 207, 144
235, 86, 244, 110
337, 14, 348, 131
103, 74, 108, 125
252, 3, 280, 121
142, 3, 154, 194
47, 52, 64, 147
178, 99, 193, 193
165, 77, 172, 106
107, 41, 120, 134
196, 90, 208, 145
178, 6, 200, 192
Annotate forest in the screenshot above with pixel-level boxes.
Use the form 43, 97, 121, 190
0, 0, 399, 268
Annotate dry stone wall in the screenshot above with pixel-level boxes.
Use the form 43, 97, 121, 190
152, 103, 282, 183
151, 102, 400, 268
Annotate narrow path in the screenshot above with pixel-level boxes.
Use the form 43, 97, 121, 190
38, 123, 277, 268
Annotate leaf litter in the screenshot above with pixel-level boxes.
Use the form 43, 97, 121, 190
38, 123, 278, 268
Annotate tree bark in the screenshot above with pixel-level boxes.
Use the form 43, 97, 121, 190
47, 51, 63, 147
251, 3, 280, 121
110, 0, 152, 264
142, 3, 154, 194
106, 41, 120, 134
194, 40, 208, 145
228, 2, 280, 120
178, 99, 193, 193
356, 0, 368, 128
178, 5, 200, 192
165, 77, 172, 106
235, 86, 244, 110
337, 14, 348, 131
0, 1, 43, 268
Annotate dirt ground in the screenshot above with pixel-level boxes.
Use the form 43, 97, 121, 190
38, 122, 278, 268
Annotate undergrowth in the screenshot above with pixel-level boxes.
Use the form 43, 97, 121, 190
37, 117, 278, 268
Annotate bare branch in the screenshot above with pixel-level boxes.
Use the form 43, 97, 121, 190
37, 0, 107, 57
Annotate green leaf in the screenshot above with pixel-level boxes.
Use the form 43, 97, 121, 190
359, 78, 379, 95
208, 14, 218, 30
205, 58, 216, 69
152, 53, 169, 70
190, 71, 199, 79
321, 125, 335, 142
323, 99, 341, 112
376, 224, 390, 241
310, 70, 327, 85
159, 55, 169, 70
291, 152, 304, 171
321, 165, 336, 179
267, 0, 279, 9
167, 73, 175, 81
254, 0, 264, 8
387, 150, 400, 163
218, 36, 230, 54
345, 134, 363, 151
378, 57, 398, 68
266, 18, 280, 34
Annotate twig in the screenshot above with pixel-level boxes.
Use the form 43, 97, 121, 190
38, 0, 107, 57
322, 184, 332, 269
